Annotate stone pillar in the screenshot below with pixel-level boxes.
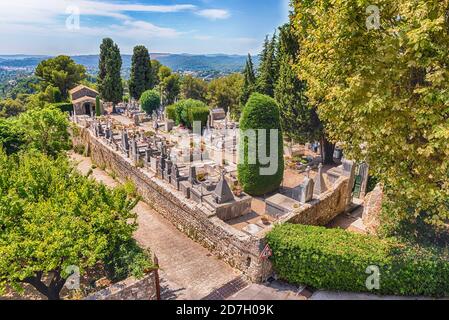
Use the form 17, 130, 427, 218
313, 163, 327, 196
342, 159, 356, 208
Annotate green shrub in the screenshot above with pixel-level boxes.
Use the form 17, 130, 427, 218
73, 144, 85, 155
105, 239, 154, 282
51, 102, 73, 113
188, 105, 209, 129
166, 104, 177, 123
237, 93, 284, 196
170, 99, 209, 129
139, 89, 160, 115
267, 223, 449, 297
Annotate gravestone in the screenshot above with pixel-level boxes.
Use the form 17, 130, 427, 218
121, 131, 129, 155
299, 167, 314, 203
164, 155, 173, 183
165, 119, 175, 132
213, 171, 234, 204
313, 163, 327, 196
105, 127, 112, 140
130, 138, 139, 164
188, 166, 197, 185
342, 159, 356, 207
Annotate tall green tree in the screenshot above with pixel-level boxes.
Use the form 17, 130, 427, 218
292, 0, 449, 226
97, 38, 113, 91
207, 73, 243, 118
150, 60, 162, 87
35, 56, 86, 101
257, 34, 278, 97
240, 54, 257, 111
129, 45, 153, 100
238, 93, 284, 196
180, 75, 207, 101
161, 74, 180, 106
274, 23, 322, 146
98, 39, 123, 111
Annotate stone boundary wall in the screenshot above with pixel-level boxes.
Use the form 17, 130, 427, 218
73, 127, 272, 282
85, 272, 158, 300
279, 177, 349, 226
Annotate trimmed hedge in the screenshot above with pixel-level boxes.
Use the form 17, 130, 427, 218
139, 89, 160, 115
237, 93, 284, 196
169, 99, 209, 129
51, 102, 73, 113
166, 104, 177, 123
266, 223, 449, 297
187, 105, 209, 129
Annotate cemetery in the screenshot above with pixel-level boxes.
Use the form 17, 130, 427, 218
71, 95, 371, 282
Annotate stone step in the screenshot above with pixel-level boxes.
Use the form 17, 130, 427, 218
201, 276, 250, 300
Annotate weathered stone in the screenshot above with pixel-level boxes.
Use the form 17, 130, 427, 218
165, 119, 175, 132
342, 159, 356, 208
213, 171, 234, 204
313, 163, 327, 196
85, 272, 158, 300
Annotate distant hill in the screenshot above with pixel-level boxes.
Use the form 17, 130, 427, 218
0, 53, 259, 77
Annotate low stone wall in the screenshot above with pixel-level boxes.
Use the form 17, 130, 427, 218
85, 272, 158, 300
73, 127, 272, 283
279, 177, 349, 226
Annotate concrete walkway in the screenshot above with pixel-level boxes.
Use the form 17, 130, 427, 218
71, 152, 241, 300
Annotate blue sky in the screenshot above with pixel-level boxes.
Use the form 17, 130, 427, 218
0, 0, 291, 55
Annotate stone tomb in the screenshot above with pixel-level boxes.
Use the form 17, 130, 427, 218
170, 163, 188, 191
266, 193, 301, 218
202, 171, 252, 221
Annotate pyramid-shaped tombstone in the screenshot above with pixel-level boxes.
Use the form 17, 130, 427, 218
213, 172, 234, 204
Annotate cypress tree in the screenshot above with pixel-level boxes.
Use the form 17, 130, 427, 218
95, 95, 101, 117
274, 23, 333, 164
98, 38, 113, 95
98, 40, 123, 112
257, 33, 278, 97
275, 24, 317, 143
129, 45, 153, 100
238, 93, 284, 196
239, 54, 256, 110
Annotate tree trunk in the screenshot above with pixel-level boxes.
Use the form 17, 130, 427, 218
23, 270, 66, 300
320, 136, 335, 165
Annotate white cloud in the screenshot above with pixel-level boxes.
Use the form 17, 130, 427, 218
0, 0, 234, 54
196, 9, 230, 20
193, 35, 213, 41
0, 1, 195, 22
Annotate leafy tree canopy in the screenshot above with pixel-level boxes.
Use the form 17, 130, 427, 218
17, 106, 71, 157
207, 73, 243, 118
180, 75, 208, 102
0, 150, 151, 300
292, 0, 449, 225
35, 56, 86, 101
139, 89, 160, 115
129, 45, 153, 100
